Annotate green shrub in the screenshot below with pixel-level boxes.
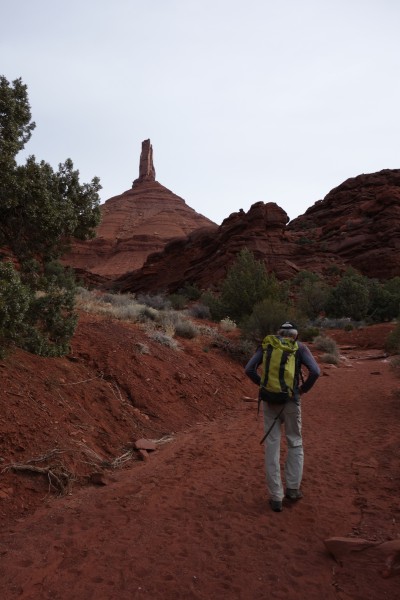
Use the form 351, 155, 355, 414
0, 77, 100, 356
385, 322, 400, 354
220, 248, 280, 321
200, 291, 226, 321
240, 298, 293, 342
326, 269, 370, 321
168, 293, 187, 310
178, 282, 202, 301
0, 262, 32, 354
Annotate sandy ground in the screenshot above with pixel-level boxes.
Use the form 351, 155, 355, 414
0, 318, 399, 599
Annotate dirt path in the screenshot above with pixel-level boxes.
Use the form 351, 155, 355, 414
0, 355, 399, 600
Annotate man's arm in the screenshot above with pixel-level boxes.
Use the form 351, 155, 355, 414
244, 347, 263, 386
298, 343, 320, 394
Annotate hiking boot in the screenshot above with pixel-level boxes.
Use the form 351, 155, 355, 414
269, 499, 283, 512
285, 488, 303, 501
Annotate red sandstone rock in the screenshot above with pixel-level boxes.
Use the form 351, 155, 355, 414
64, 160, 400, 291
62, 140, 217, 280
289, 169, 400, 279
134, 438, 156, 452
113, 201, 345, 293
324, 536, 400, 579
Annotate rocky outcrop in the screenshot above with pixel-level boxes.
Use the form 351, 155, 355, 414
133, 139, 156, 184
65, 162, 400, 292
62, 141, 217, 279
288, 169, 400, 279
113, 201, 345, 293
114, 169, 400, 294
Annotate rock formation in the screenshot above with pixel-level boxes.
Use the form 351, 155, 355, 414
114, 169, 400, 294
62, 140, 217, 280
288, 169, 400, 279
113, 201, 344, 293
132, 139, 156, 184
64, 159, 400, 292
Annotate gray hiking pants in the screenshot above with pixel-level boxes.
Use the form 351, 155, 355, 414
262, 400, 304, 502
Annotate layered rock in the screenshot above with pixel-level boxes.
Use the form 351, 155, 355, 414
114, 201, 344, 293
62, 140, 217, 279
114, 169, 400, 294
65, 161, 400, 292
289, 169, 400, 279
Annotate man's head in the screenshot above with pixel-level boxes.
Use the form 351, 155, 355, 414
278, 321, 298, 340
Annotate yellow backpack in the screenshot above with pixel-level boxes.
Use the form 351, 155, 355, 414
259, 335, 299, 404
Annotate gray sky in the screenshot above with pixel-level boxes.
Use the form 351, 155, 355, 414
3, 0, 400, 224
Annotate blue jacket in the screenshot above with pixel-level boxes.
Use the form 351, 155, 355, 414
244, 339, 320, 401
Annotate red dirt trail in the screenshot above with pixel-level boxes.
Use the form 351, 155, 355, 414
0, 320, 399, 599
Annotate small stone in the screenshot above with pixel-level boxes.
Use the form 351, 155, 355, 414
134, 438, 156, 452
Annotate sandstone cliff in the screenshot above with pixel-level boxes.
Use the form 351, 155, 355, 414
288, 169, 400, 279
114, 169, 400, 294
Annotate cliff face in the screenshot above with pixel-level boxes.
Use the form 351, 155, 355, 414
288, 169, 400, 279
62, 140, 217, 279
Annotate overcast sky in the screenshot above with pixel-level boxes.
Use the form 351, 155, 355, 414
3, 0, 400, 224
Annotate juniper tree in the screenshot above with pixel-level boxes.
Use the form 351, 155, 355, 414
220, 248, 280, 322
0, 76, 101, 356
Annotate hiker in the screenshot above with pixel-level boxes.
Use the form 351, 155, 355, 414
244, 321, 320, 512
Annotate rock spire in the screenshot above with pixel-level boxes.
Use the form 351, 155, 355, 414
133, 139, 156, 186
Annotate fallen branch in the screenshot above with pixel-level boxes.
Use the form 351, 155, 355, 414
4, 463, 72, 495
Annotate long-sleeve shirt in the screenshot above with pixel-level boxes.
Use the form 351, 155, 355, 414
244, 340, 320, 400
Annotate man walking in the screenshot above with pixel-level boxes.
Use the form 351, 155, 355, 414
245, 322, 320, 512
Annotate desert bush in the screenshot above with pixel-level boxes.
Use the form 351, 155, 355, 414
148, 331, 179, 350
112, 304, 147, 322
134, 342, 150, 355
385, 321, 400, 354
178, 282, 202, 301
300, 326, 320, 342
220, 317, 237, 332
188, 303, 211, 320
315, 317, 363, 330
167, 293, 187, 310
137, 306, 159, 322
313, 335, 339, 357
174, 319, 198, 339
196, 324, 219, 338
210, 334, 256, 364
136, 293, 171, 310
101, 292, 136, 306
